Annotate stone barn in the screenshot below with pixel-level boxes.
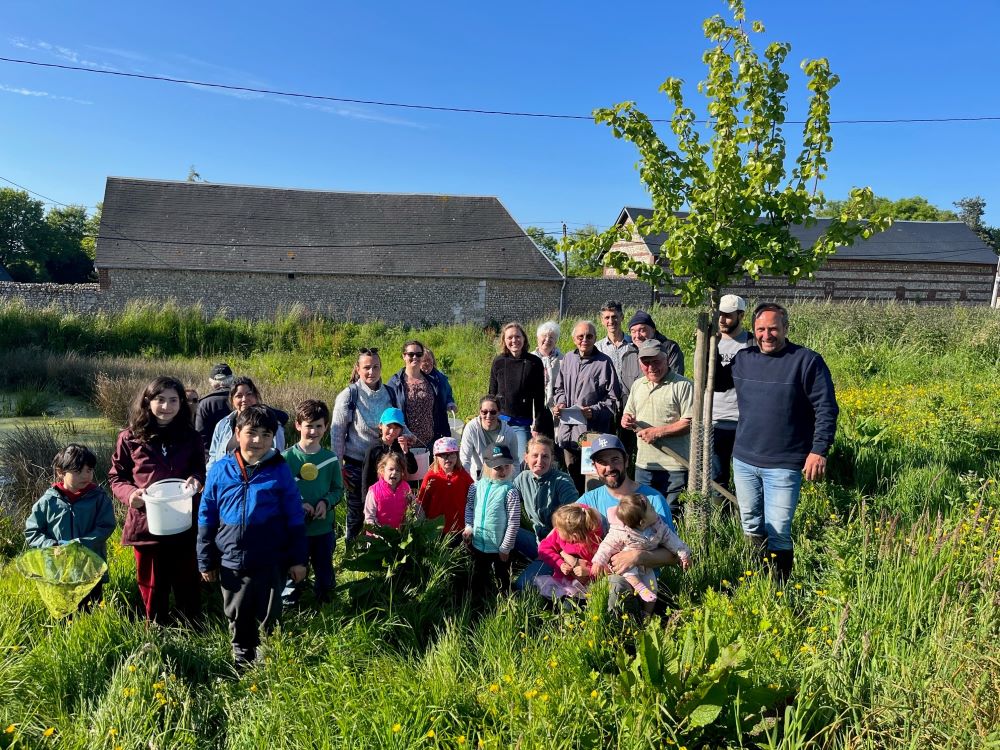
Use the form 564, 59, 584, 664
607, 206, 1000, 305
95, 177, 568, 325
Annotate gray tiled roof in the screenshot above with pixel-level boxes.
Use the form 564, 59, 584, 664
619, 206, 998, 265
96, 178, 562, 281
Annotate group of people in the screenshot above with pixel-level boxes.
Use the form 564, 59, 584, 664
22, 298, 838, 668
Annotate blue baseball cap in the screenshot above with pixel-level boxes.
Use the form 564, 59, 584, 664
379, 407, 407, 427
590, 433, 626, 461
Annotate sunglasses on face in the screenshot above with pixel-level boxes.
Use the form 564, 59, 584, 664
404, 350, 425, 358
480, 409, 499, 416
359, 347, 379, 355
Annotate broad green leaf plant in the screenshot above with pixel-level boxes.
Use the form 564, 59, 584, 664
569, 0, 891, 494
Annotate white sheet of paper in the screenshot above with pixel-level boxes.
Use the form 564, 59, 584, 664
560, 406, 586, 426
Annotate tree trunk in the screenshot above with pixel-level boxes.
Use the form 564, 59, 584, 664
699, 291, 721, 496
687, 311, 709, 494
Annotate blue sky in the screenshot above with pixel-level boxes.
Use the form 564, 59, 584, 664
2, 0, 1000, 235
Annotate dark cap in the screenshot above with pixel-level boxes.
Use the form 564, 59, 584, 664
589, 433, 627, 461
626, 310, 656, 331
210, 363, 233, 379
484, 444, 515, 468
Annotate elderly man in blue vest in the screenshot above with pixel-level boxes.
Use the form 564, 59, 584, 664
716, 302, 839, 582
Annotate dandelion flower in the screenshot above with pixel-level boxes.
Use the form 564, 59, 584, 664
250, 684, 258, 693
775, 591, 784, 597
540, 693, 550, 702
457, 737, 466, 745
108, 728, 118, 737
426, 729, 435, 738
128, 665, 137, 672
488, 683, 500, 693
392, 723, 402, 733
43, 727, 55, 738
547, 658, 558, 668
590, 689, 599, 698
4, 725, 15, 734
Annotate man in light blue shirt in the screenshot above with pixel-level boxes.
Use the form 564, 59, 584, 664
578, 434, 684, 612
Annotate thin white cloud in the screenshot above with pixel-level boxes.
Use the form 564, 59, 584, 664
6, 37, 426, 128
0, 83, 91, 105
8, 37, 119, 71
85, 45, 149, 62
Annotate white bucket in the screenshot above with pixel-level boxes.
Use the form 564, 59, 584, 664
448, 416, 465, 440
410, 448, 430, 481
143, 479, 195, 536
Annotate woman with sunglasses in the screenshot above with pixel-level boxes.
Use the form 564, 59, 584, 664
385, 340, 451, 450
331, 347, 402, 543
459, 394, 516, 481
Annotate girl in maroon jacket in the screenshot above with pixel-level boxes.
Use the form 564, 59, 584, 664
109, 376, 206, 623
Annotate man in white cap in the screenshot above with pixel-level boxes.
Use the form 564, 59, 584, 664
713, 294, 752, 491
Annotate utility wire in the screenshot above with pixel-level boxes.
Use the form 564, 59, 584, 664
3, 55, 1000, 126
3, 175, 991, 262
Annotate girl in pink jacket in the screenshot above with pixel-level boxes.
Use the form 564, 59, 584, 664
533, 504, 604, 600
363, 453, 418, 531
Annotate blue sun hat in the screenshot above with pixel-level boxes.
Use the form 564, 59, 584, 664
379, 407, 406, 427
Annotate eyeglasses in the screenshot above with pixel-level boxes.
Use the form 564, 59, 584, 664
480, 409, 499, 416
575, 333, 596, 340
359, 347, 379, 356
404, 350, 424, 358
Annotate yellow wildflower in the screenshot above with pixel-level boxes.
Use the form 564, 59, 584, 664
4, 724, 15, 734
488, 683, 499, 693
426, 729, 435, 738
392, 723, 402, 733
43, 727, 55, 738
590, 689, 599, 698
458, 737, 466, 745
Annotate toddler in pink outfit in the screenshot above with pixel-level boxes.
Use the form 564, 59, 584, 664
533, 504, 604, 600
591, 493, 691, 612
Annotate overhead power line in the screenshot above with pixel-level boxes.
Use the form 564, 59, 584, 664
2, 175, 992, 264
3, 55, 1000, 126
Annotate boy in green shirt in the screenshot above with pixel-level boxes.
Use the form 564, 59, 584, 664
282, 399, 344, 605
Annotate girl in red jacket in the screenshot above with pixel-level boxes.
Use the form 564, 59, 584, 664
417, 437, 473, 536
109, 376, 205, 623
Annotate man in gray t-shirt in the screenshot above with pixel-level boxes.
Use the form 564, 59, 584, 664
713, 295, 752, 488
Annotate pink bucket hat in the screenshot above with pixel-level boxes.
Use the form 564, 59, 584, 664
433, 437, 459, 455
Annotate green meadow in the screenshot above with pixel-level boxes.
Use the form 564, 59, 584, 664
0, 300, 998, 749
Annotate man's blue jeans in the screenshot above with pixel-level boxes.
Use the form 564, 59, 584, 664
731, 457, 802, 551
512, 528, 554, 591
633, 467, 687, 518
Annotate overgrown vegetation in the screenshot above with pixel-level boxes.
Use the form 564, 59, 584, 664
0, 301, 998, 748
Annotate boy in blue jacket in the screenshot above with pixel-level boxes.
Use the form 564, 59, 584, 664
24, 443, 116, 609
197, 406, 307, 669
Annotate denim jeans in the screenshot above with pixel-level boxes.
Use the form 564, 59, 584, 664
510, 425, 531, 476
731, 457, 802, 551
512, 528, 554, 590
633, 467, 688, 519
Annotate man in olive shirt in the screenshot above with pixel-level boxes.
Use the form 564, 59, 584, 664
620, 339, 694, 518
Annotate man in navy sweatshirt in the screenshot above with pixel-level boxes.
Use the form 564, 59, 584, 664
715, 302, 838, 582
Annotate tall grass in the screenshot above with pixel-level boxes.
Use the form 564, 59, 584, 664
1, 302, 999, 747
